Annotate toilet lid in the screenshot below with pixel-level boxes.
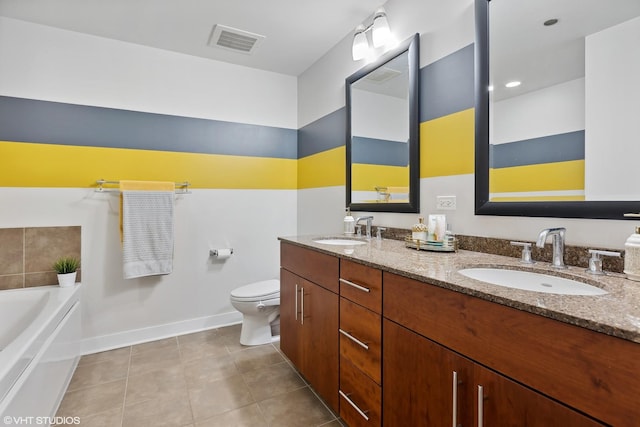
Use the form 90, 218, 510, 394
230, 279, 280, 300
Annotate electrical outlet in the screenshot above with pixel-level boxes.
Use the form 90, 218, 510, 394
437, 195, 457, 210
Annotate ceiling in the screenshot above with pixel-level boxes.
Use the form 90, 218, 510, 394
0, 0, 392, 76
490, 0, 640, 101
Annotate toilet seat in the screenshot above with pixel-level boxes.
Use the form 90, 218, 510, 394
230, 279, 280, 302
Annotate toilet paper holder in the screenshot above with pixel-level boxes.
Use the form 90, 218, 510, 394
210, 248, 234, 257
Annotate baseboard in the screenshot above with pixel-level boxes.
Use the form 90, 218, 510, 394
80, 311, 243, 355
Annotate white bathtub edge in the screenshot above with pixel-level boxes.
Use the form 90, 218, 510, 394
80, 310, 243, 355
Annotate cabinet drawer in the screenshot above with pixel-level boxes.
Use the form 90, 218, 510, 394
383, 271, 640, 427
340, 356, 381, 427
280, 242, 339, 293
340, 260, 382, 313
340, 298, 381, 384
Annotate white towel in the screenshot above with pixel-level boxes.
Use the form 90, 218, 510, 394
122, 190, 174, 279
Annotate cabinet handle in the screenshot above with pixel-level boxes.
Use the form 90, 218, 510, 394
339, 328, 369, 350
339, 278, 371, 293
300, 287, 305, 325
477, 385, 484, 427
452, 371, 458, 427
339, 390, 370, 421
294, 284, 298, 321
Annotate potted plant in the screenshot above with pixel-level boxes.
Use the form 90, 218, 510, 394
53, 256, 80, 287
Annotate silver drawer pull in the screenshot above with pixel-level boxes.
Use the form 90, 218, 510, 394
452, 371, 458, 427
339, 328, 369, 350
339, 278, 371, 293
339, 390, 370, 421
300, 287, 305, 325
477, 385, 484, 427
294, 283, 298, 321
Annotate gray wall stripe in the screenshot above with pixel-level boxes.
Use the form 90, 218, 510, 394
296, 44, 475, 159
490, 130, 585, 168
420, 43, 475, 123
297, 107, 346, 159
0, 96, 297, 159
352, 137, 408, 167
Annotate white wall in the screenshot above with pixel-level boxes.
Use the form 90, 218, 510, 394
0, 17, 297, 128
297, 0, 635, 250
352, 89, 408, 141
0, 17, 298, 353
585, 15, 640, 200
491, 78, 585, 145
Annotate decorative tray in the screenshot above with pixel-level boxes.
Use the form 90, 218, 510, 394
404, 236, 457, 253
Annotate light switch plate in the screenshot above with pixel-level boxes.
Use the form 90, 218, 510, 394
437, 195, 457, 210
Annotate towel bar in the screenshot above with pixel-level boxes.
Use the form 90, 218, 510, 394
95, 179, 191, 194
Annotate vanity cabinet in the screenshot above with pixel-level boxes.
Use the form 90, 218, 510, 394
338, 260, 383, 427
383, 271, 639, 427
280, 243, 339, 413
281, 240, 640, 426
384, 320, 603, 426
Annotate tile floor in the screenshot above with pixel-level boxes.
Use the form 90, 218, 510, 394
55, 324, 344, 427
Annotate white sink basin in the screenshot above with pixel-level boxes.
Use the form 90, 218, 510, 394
313, 238, 367, 246
458, 268, 607, 296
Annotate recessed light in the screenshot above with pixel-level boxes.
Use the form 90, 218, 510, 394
488, 85, 494, 91
544, 18, 559, 26
505, 81, 521, 88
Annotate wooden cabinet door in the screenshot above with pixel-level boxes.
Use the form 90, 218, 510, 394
474, 366, 604, 427
302, 280, 339, 413
280, 268, 302, 369
383, 319, 473, 427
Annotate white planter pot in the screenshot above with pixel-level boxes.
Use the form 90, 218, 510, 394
57, 272, 77, 287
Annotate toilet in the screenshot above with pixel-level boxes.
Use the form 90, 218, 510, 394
230, 279, 280, 346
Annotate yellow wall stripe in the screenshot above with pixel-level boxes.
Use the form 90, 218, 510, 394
351, 163, 409, 191
490, 195, 586, 202
489, 160, 584, 193
420, 108, 474, 178
298, 146, 345, 189
0, 141, 297, 189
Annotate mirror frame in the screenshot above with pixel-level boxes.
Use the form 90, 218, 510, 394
346, 33, 420, 213
475, 0, 640, 219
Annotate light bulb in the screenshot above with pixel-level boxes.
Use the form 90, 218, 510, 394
352, 26, 369, 61
372, 12, 391, 47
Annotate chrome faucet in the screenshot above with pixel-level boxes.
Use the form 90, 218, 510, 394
536, 227, 567, 269
355, 216, 374, 239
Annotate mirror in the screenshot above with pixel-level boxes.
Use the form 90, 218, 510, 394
475, 0, 640, 219
346, 33, 420, 213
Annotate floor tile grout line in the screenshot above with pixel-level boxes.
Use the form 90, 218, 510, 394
177, 333, 198, 426
118, 345, 133, 427
60, 324, 335, 426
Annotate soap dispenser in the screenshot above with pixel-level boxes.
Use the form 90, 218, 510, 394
624, 226, 640, 281
411, 217, 428, 242
344, 207, 355, 235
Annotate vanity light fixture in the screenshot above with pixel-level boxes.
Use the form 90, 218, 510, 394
505, 80, 521, 88
351, 8, 393, 61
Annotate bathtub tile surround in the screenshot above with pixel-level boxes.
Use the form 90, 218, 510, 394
0, 226, 81, 289
0, 228, 23, 274
55, 324, 343, 427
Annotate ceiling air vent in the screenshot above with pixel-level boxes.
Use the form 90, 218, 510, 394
208, 24, 265, 55
364, 67, 403, 84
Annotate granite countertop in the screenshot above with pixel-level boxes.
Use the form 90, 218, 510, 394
279, 235, 640, 344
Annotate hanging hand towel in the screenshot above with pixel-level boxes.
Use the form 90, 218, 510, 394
120, 180, 175, 279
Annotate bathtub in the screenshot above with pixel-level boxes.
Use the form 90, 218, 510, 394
0, 284, 81, 421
